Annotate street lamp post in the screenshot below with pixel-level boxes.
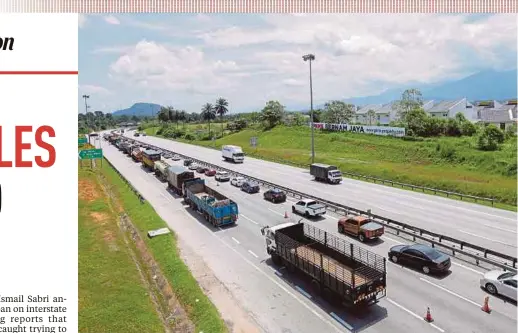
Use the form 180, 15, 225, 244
302, 53, 315, 164
82, 94, 90, 114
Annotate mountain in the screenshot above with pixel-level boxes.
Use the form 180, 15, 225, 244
338, 69, 517, 106
112, 103, 162, 117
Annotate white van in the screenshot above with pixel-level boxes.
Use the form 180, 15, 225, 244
222, 145, 244, 163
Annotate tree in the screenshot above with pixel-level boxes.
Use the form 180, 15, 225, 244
261, 100, 285, 128
392, 88, 424, 120
214, 97, 229, 134
366, 109, 376, 125
322, 101, 355, 124
404, 108, 428, 136
201, 103, 216, 137
157, 107, 169, 123
477, 124, 505, 151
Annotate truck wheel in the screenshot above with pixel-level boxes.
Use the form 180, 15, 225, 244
271, 254, 282, 265
422, 266, 431, 274
391, 255, 398, 263
322, 287, 336, 305
304, 211, 310, 218
338, 225, 344, 233
292, 206, 296, 213
359, 234, 366, 242
310, 280, 321, 296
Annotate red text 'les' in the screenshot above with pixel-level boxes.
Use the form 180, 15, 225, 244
0, 126, 56, 167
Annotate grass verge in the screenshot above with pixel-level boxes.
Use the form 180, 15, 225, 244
100, 160, 228, 333
144, 125, 517, 208
78, 168, 165, 333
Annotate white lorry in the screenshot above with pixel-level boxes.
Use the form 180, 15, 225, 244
222, 145, 245, 163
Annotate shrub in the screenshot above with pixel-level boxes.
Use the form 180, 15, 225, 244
461, 121, 477, 136
183, 133, 195, 141
477, 124, 504, 151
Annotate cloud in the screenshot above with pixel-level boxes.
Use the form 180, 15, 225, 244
104, 15, 120, 25
85, 14, 516, 112
78, 14, 87, 28
80, 84, 112, 95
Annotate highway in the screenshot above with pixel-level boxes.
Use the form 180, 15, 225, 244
123, 132, 518, 257
101, 137, 517, 333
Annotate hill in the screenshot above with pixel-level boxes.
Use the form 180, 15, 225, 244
112, 103, 162, 117
335, 69, 517, 107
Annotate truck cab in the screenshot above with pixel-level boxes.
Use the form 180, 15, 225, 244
338, 215, 385, 242
261, 222, 296, 255
222, 145, 245, 163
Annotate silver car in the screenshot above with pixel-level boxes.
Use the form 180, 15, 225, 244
480, 270, 517, 301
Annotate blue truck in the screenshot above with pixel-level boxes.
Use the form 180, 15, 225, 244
183, 178, 238, 227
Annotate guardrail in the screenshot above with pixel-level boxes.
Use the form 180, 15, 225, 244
103, 157, 146, 204
193, 141, 497, 206
113, 136, 517, 273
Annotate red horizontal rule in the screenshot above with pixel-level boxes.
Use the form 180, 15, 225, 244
0, 126, 56, 168
0, 71, 78, 75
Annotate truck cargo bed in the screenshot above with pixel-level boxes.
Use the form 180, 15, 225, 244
293, 245, 367, 286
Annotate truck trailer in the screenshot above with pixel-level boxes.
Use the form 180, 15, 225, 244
141, 149, 161, 170
310, 163, 343, 184
222, 145, 244, 163
184, 178, 238, 227
166, 165, 196, 196
261, 223, 386, 307
154, 160, 170, 181
131, 148, 143, 162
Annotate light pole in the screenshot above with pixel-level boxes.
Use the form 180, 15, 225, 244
302, 53, 315, 164
82, 94, 90, 114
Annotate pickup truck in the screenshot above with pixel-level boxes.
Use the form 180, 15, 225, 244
183, 178, 238, 227
292, 199, 326, 218
338, 215, 384, 242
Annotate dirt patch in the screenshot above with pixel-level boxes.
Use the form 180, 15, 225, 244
103, 230, 116, 243
90, 212, 109, 225
178, 238, 263, 333
79, 179, 99, 202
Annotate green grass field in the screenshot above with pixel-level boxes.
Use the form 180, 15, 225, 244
78, 168, 165, 333
100, 161, 228, 333
144, 125, 517, 207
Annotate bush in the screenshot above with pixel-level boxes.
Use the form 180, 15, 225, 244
444, 118, 462, 137
505, 124, 517, 139
461, 121, 477, 136
183, 133, 195, 141
436, 142, 457, 161
477, 124, 505, 151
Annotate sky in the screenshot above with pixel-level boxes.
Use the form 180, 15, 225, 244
78, 13, 517, 114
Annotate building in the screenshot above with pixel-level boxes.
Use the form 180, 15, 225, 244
354, 104, 382, 124
477, 104, 518, 130
424, 98, 476, 121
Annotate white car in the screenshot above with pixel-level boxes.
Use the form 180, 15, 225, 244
215, 171, 230, 182
188, 163, 198, 170
480, 270, 517, 301
231, 176, 246, 187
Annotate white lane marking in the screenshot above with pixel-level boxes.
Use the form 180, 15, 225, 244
268, 208, 285, 217
240, 214, 259, 225
482, 224, 517, 234
386, 298, 445, 333
248, 250, 259, 258
458, 230, 517, 248
181, 203, 345, 332
451, 262, 484, 275
160, 193, 169, 200
419, 278, 480, 307
383, 236, 404, 244
232, 237, 240, 244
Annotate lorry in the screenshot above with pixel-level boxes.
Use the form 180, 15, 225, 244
292, 199, 327, 218
124, 143, 135, 155
141, 149, 161, 170
261, 222, 386, 307
131, 148, 143, 162
119, 141, 131, 152
222, 145, 245, 163
310, 163, 342, 184
337, 215, 385, 243
166, 165, 196, 196
183, 178, 239, 227
154, 160, 171, 181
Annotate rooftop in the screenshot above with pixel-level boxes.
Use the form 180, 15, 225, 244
427, 99, 466, 113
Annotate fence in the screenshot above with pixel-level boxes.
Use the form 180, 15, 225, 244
118, 136, 517, 272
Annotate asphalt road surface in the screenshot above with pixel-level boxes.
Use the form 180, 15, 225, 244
123, 132, 518, 257
100, 136, 517, 333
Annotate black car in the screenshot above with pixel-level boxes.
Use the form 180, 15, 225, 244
241, 181, 260, 194
263, 189, 286, 203
183, 159, 193, 166
196, 166, 208, 173
388, 244, 451, 274
162, 152, 172, 159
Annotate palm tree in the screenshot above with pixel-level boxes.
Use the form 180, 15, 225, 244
201, 103, 216, 138
214, 97, 229, 134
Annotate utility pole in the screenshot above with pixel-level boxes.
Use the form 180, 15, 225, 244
82, 95, 90, 114
302, 54, 316, 164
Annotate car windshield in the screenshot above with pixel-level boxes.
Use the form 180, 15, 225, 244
306, 201, 317, 206
272, 189, 282, 194
234, 153, 244, 157
498, 272, 516, 280
329, 170, 342, 176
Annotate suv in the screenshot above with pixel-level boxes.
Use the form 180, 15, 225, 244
215, 171, 230, 182
264, 189, 286, 203
231, 176, 246, 187
241, 181, 260, 194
